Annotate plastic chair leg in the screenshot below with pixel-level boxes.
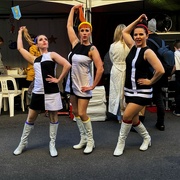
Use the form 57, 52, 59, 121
3, 98, 8, 111
21, 92, 25, 112
8, 94, 15, 117
0, 93, 2, 114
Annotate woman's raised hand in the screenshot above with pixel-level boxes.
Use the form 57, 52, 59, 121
138, 14, 148, 22
73, 4, 83, 11
19, 26, 26, 32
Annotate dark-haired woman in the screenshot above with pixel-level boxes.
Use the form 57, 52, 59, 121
113, 14, 165, 156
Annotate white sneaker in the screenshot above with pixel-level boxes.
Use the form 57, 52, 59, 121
173, 111, 180, 117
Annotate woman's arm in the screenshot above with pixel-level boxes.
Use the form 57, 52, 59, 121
81, 46, 104, 92
123, 14, 147, 49
17, 26, 36, 64
46, 52, 71, 83
138, 49, 165, 85
67, 5, 82, 48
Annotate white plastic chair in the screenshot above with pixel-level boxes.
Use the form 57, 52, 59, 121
21, 87, 30, 112
0, 76, 22, 117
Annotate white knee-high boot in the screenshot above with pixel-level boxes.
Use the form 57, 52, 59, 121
73, 116, 87, 149
133, 121, 151, 151
13, 122, 34, 155
83, 118, 95, 154
113, 121, 132, 156
49, 122, 59, 157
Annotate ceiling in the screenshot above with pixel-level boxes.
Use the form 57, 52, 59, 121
0, 0, 180, 17
43, 0, 142, 8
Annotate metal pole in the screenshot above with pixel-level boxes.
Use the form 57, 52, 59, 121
85, 0, 94, 79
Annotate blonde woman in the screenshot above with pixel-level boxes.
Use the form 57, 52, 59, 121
13, 26, 71, 157
108, 24, 130, 122
66, 4, 104, 154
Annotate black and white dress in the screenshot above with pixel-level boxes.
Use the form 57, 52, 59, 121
30, 52, 62, 111
65, 42, 93, 98
124, 46, 152, 106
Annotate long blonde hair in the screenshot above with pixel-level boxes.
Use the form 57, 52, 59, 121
23, 27, 35, 46
113, 24, 126, 46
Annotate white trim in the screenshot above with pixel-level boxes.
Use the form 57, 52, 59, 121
124, 87, 153, 93
124, 92, 153, 98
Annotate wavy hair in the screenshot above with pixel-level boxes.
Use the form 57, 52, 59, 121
113, 24, 126, 48
23, 27, 35, 46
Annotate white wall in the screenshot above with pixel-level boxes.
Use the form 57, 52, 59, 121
0, 17, 71, 68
